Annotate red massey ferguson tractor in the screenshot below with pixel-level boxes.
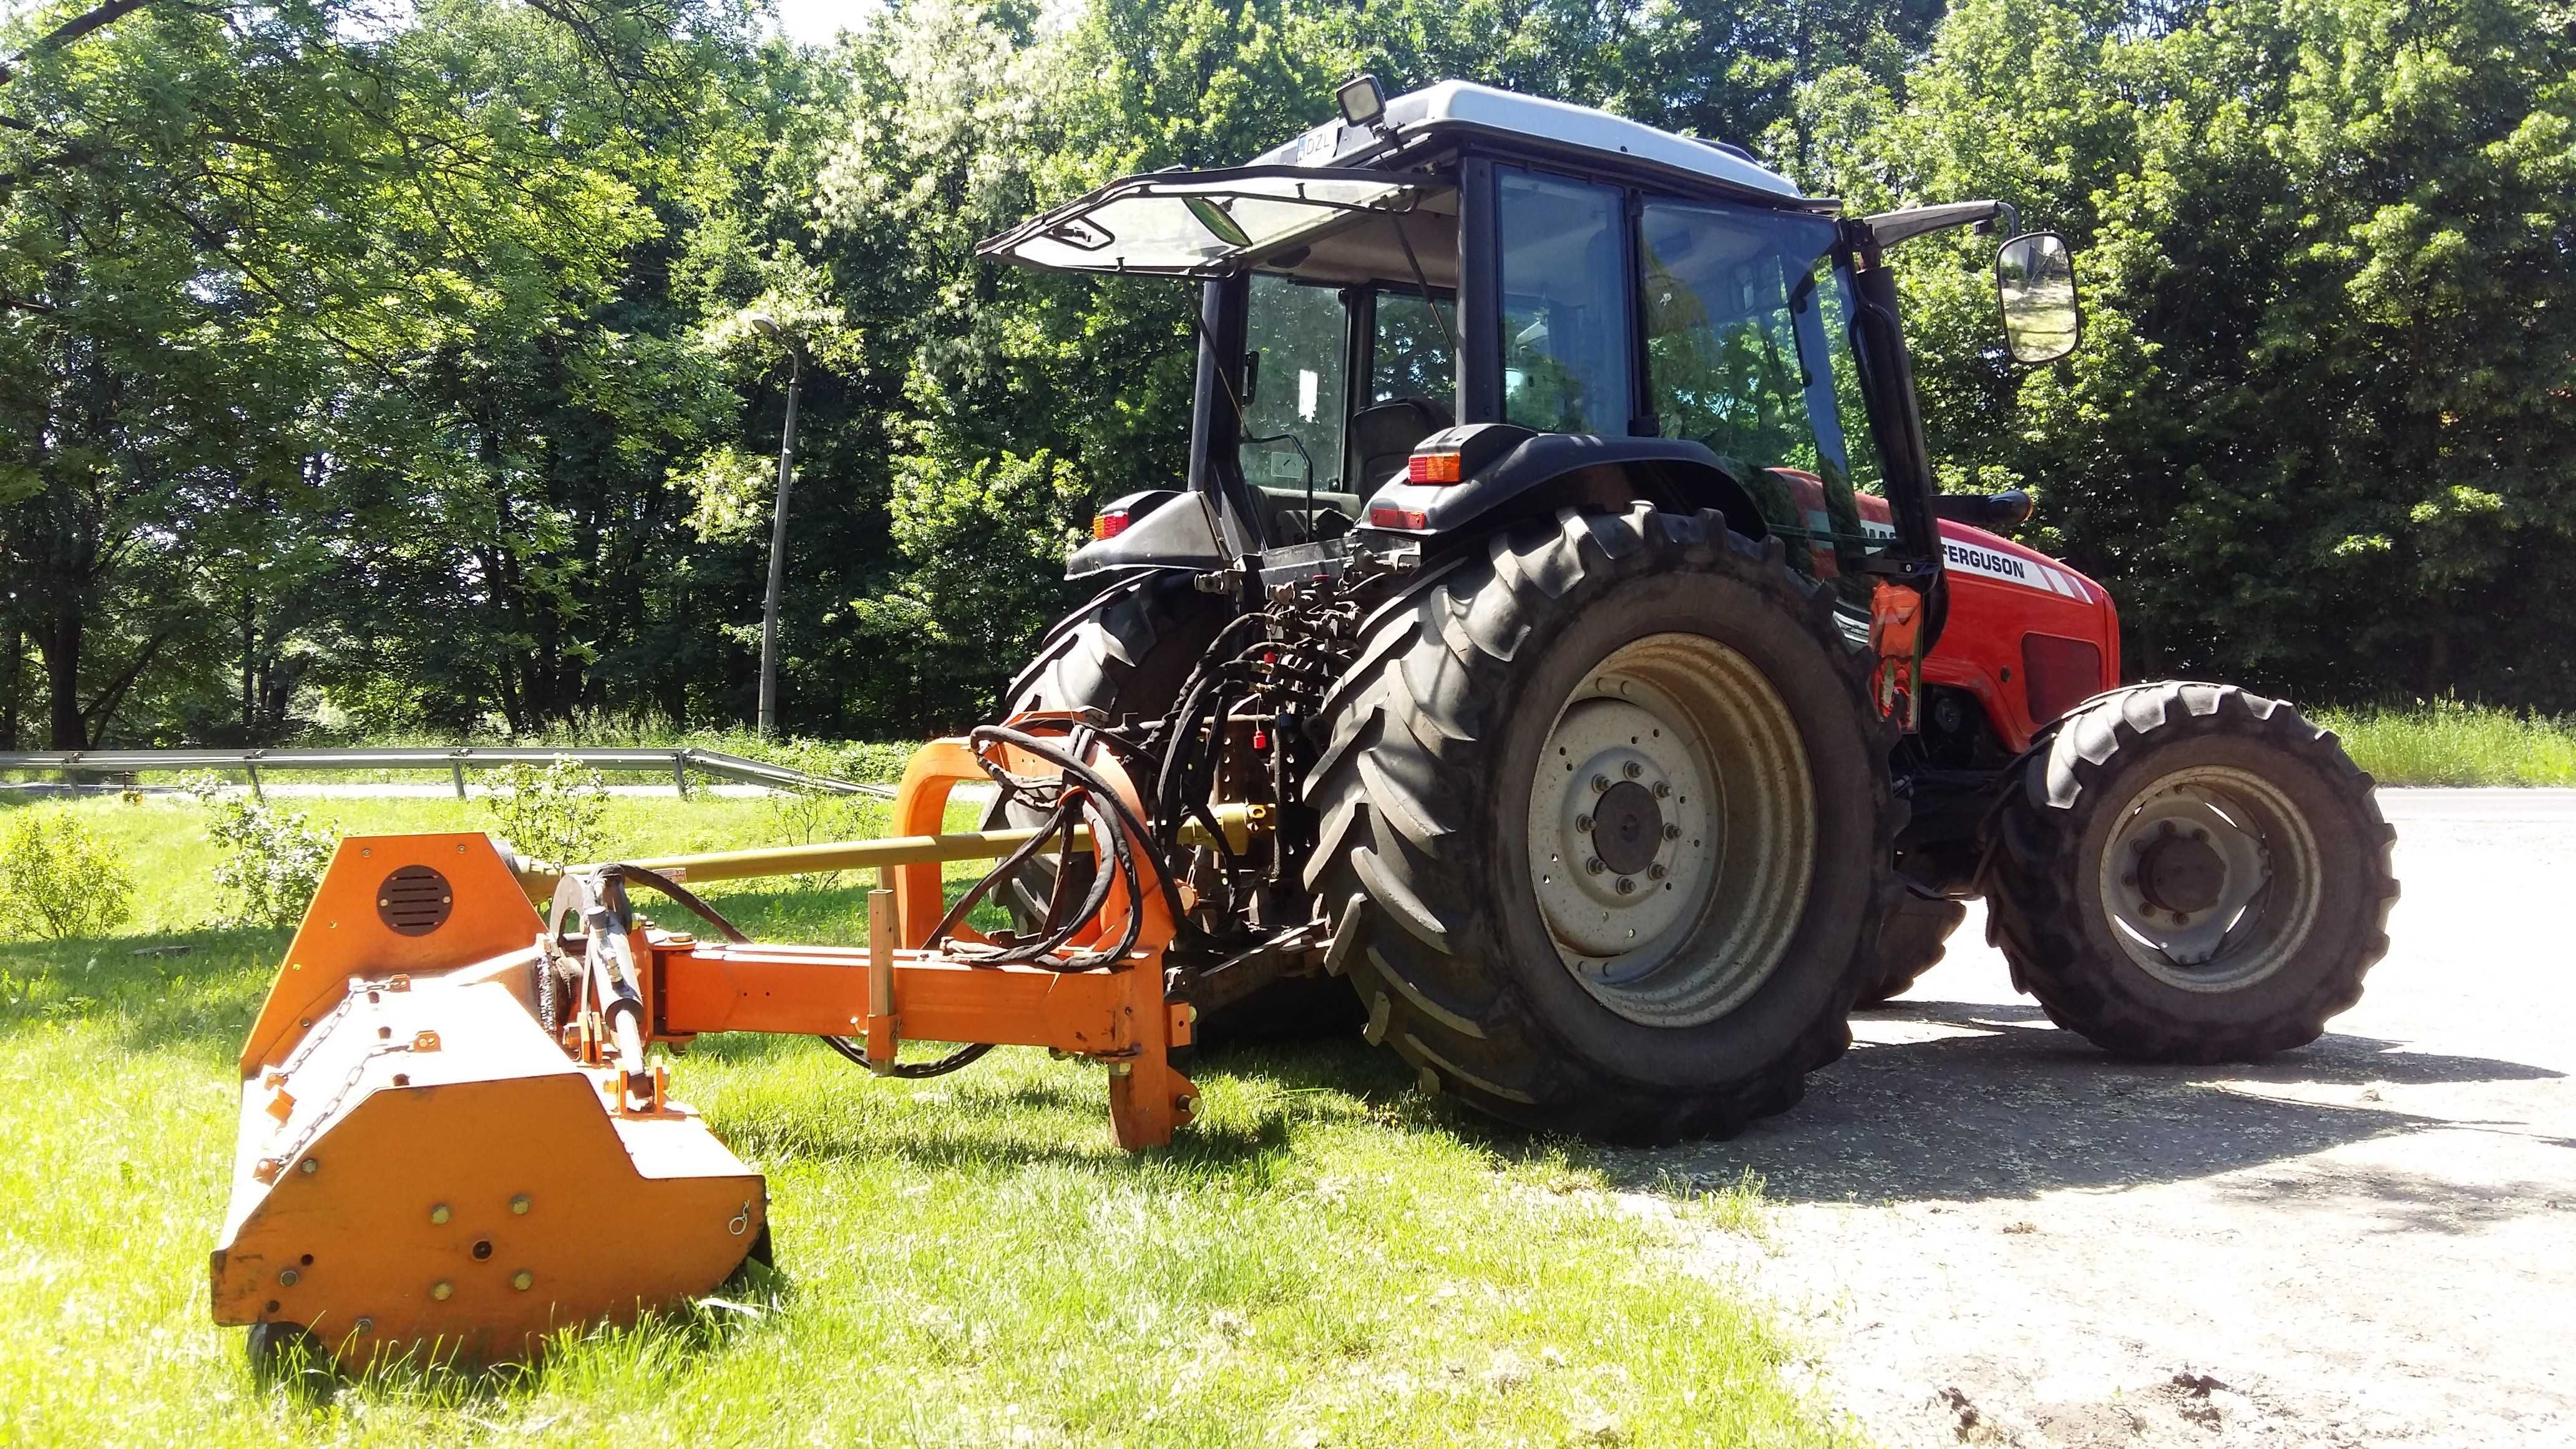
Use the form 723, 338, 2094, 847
973, 76, 2400, 1140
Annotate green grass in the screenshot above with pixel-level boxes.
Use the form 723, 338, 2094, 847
0, 795, 1842, 1449
1, 725, 918, 788
2315, 703, 2576, 787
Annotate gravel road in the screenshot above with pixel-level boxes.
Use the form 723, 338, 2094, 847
1629, 788, 2575, 1447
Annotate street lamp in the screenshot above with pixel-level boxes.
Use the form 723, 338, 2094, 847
747, 313, 801, 738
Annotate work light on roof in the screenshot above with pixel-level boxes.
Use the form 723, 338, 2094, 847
1335, 73, 1386, 129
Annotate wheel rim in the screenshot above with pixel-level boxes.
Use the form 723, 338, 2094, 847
2095, 764, 2323, 990
1522, 632, 1815, 1027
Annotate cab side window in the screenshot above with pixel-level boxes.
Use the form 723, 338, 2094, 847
1497, 170, 1632, 435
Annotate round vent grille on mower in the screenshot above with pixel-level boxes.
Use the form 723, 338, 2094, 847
375, 864, 454, 935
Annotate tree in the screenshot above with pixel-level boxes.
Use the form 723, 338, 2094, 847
1790, 0, 2576, 706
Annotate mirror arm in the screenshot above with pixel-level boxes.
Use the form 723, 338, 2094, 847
1861, 200, 2017, 250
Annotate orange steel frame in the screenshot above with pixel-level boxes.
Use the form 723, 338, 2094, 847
209, 723, 1203, 1368
629, 728, 1200, 1149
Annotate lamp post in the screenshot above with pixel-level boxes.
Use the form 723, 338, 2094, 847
748, 313, 801, 738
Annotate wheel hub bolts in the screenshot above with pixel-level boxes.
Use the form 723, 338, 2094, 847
1593, 774, 1610, 793
1616, 877, 1636, 894
1622, 761, 1642, 779
1585, 857, 1605, 874
1649, 864, 1668, 881
1653, 781, 1671, 798
1575, 814, 1594, 832
1662, 822, 1680, 841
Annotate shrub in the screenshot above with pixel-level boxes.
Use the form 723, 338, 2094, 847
761, 741, 884, 837
186, 776, 336, 929
485, 758, 610, 865
0, 809, 137, 941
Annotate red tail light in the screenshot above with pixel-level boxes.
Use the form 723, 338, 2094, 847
1091, 508, 1131, 540
1407, 451, 1462, 484
1368, 505, 1430, 530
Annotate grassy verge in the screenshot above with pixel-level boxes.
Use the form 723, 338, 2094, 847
0, 730, 919, 791
2314, 705, 2576, 788
0, 795, 1838, 1449
21, 700, 2576, 791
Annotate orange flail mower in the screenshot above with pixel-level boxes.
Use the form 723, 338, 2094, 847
211, 720, 1204, 1368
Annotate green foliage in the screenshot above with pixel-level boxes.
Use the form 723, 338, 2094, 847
483, 758, 611, 864
2316, 702, 2576, 787
753, 740, 888, 871
1794, 0, 2576, 705
4, 0, 2568, 749
0, 809, 135, 941
184, 776, 336, 930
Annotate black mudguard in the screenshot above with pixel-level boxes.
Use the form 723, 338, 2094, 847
1359, 424, 1773, 542
1065, 490, 1228, 580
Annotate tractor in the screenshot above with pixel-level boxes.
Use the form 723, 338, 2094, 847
975, 74, 2398, 1136
208, 76, 2398, 1367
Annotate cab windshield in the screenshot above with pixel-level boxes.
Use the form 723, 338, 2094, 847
1632, 199, 1878, 495
1485, 170, 1878, 494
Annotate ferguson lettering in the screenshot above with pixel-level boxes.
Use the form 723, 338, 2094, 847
1945, 541, 2031, 581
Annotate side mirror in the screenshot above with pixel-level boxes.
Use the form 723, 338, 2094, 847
1996, 232, 2081, 364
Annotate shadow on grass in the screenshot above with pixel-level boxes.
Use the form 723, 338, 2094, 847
707, 1030, 1564, 1180
253, 1251, 799, 1410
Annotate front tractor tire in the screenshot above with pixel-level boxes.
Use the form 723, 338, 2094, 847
1981, 683, 2399, 1062
1307, 505, 1903, 1143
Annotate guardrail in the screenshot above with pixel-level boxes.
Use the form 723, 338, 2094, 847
0, 746, 892, 799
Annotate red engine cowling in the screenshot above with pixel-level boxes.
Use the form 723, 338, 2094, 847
1773, 478, 2120, 751
1911, 513, 2120, 751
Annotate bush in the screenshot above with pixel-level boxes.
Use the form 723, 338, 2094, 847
485, 758, 610, 864
0, 809, 137, 941
187, 776, 336, 929
758, 741, 882, 836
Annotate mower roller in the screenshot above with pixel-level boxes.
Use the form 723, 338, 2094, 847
213, 76, 2401, 1372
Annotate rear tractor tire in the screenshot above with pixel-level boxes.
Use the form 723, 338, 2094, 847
1305, 505, 1904, 1142
991, 571, 1225, 925
1980, 682, 2398, 1061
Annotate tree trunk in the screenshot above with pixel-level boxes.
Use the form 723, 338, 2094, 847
1, 622, 20, 751
41, 604, 84, 749
241, 605, 257, 739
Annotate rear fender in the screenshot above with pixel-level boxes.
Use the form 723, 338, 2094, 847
1361, 426, 1772, 542
1065, 490, 1227, 580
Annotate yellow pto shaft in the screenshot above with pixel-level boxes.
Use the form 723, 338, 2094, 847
510, 802, 1259, 895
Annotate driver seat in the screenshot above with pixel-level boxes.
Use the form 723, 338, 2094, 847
1349, 396, 1455, 491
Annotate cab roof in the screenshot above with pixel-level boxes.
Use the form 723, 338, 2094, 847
975, 80, 1822, 278
1252, 79, 1808, 203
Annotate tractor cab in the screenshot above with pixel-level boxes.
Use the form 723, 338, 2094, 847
980, 77, 2076, 620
